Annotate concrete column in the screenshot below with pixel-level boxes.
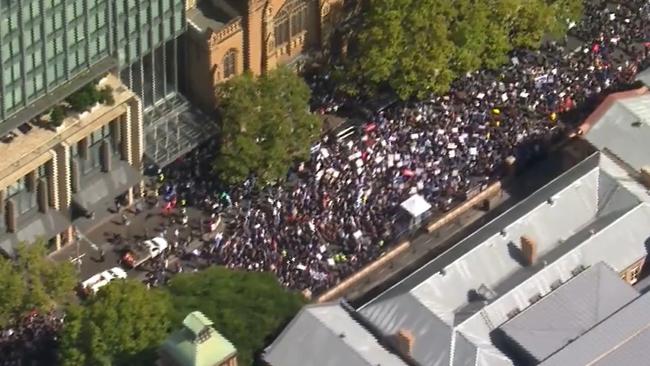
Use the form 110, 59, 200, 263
37, 178, 49, 213
46, 157, 59, 209
53, 145, 71, 209
124, 103, 135, 166
127, 97, 144, 168
54, 233, 62, 251
100, 140, 112, 172
126, 187, 134, 206
5, 199, 16, 233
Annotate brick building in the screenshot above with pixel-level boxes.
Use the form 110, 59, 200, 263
182, 0, 346, 112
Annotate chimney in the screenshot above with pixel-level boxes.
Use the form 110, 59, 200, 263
393, 329, 415, 357
520, 236, 537, 266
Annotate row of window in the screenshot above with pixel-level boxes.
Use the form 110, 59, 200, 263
274, 4, 308, 47
0, 121, 120, 230
2, 38, 107, 113
70, 123, 120, 177
5, 164, 47, 217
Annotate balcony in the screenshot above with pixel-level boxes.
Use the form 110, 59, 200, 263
0, 74, 135, 190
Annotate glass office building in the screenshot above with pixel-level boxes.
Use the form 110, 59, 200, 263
0, 0, 113, 123
0, 0, 204, 167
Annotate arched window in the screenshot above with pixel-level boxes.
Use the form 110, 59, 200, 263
223, 49, 237, 79
274, 0, 308, 47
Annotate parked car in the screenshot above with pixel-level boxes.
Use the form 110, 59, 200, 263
121, 237, 168, 268
79, 266, 128, 296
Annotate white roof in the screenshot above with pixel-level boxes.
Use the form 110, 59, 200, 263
400, 194, 432, 218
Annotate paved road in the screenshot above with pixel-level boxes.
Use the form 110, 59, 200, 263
50, 200, 212, 283
50, 137, 592, 298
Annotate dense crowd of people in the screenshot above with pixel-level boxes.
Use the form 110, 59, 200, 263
4, 1, 650, 363
0, 311, 63, 366
152, 0, 650, 295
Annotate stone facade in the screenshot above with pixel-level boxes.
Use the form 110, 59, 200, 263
184, 0, 345, 112
0, 74, 144, 254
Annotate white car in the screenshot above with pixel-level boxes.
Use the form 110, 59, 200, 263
81, 266, 128, 294
143, 237, 168, 259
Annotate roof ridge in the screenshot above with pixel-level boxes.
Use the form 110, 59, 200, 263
312, 303, 398, 366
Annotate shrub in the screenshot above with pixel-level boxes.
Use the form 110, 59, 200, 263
50, 106, 65, 127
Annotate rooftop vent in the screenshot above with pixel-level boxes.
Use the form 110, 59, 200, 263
529, 293, 542, 304
550, 279, 563, 290
571, 264, 587, 276
507, 308, 521, 319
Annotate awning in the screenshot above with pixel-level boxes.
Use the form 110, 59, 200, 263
73, 161, 142, 209
144, 97, 218, 167
400, 194, 432, 218
0, 210, 70, 257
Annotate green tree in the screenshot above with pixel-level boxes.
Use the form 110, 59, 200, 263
0, 241, 76, 327
165, 267, 306, 366
214, 67, 319, 185
15, 242, 77, 311
342, 0, 583, 99
58, 280, 172, 366
0, 258, 25, 326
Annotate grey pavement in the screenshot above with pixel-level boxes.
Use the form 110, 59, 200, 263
50, 199, 212, 283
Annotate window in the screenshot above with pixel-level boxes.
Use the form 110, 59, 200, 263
274, 0, 308, 45
7, 177, 36, 215
80, 124, 117, 175
274, 13, 289, 46
222, 49, 236, 79
290, 6, 307, 36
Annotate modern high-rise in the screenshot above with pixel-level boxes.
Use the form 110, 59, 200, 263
0, 0, 195, 255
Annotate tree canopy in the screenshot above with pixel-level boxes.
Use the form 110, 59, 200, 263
165, 267, 306, 366
214, 67, 320, 185
0, 241, 76, 327
342, 0, 583, 99
58, 280, 171, 366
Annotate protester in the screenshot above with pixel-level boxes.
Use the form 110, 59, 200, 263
0, 311, 63, 366
147, 0, 650, 296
